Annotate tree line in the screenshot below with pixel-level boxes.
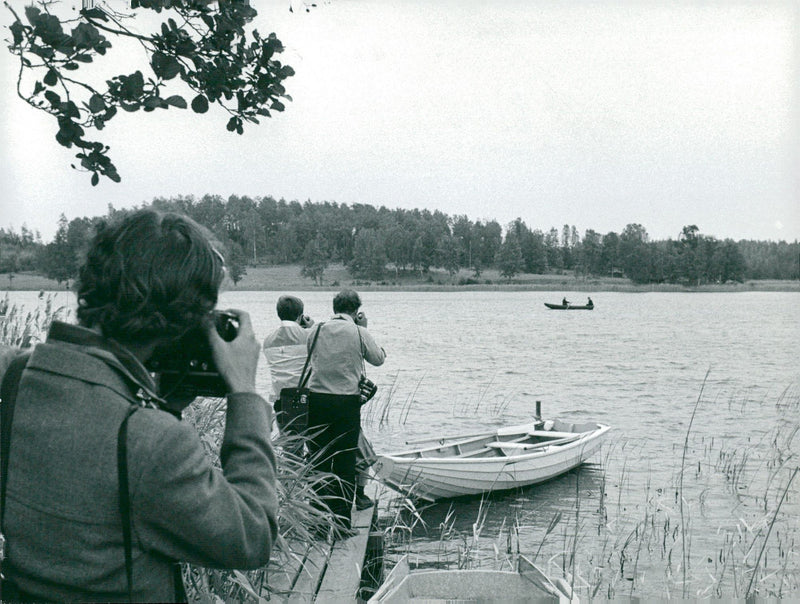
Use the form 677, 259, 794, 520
1, 195, 798, 286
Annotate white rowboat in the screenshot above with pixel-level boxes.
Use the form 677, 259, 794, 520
372, 419, 610, 502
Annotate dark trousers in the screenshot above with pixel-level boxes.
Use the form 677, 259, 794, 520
307, 392, 361, 529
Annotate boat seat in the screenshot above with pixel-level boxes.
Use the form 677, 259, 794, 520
487, 433, 581, 454
526, 430, 578, 439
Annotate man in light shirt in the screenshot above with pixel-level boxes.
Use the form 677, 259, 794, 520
306, 290, 386, 533
262, 295, 314, 435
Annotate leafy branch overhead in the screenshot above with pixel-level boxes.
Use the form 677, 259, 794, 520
5, 0, 295, 185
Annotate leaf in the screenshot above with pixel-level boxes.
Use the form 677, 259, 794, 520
63, 62, 79, 71
91, 172, 99, 186
226, 117, 237, 132
10, 21, 25, 47
115, 71, 145, 100
89, 94, 106, 113
143, 96, 161, 111
24, 5, 41, 25
191, 94, 209, 113
63, 101, 80, 119
32, 81, 44, 96
165, 95, 187, 108
44, 68, 58, 87
55, 119, 83, 148
82, 8, 108, 22
151, 52, 181, 80
44, 90, 61, 107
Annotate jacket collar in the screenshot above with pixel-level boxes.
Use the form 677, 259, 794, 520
46, 321, 165, 407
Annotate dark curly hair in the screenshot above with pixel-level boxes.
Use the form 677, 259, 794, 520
75, 209, 226, 344
332, 289, 361, 315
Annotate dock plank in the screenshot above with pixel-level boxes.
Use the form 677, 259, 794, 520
288, 541, 332, 603
315, 506, 374, 603
264, 538, 312, 598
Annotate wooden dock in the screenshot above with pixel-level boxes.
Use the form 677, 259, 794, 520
265, 504, 380, 602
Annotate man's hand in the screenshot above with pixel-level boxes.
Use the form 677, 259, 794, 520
355, 311, 368, 327
207, 309, 260, 394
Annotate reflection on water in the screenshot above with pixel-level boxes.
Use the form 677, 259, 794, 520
401, 463, 606, 539
5, 289, 799, 597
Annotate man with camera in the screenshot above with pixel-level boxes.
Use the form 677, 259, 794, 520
306, 289, 385, 536
0, 210, 278, 602
262, 294, 314, 437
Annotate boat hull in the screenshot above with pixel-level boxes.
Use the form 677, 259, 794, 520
373, 420, 610, 502
544, 302, 594, 310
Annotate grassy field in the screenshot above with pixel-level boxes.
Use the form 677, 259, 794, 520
1, 266, 798, 293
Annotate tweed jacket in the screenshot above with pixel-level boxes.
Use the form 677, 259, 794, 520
2, 322, 278, 602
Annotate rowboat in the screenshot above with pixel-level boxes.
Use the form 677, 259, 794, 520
372, 418, 610, 502
369, 554, 577, 603
544, 302, 594, 310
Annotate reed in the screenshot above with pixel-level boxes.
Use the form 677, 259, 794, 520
0, 292, 70, 349
181, 399, 344, 601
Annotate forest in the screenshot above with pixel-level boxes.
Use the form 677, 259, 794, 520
1, 194, 798, 286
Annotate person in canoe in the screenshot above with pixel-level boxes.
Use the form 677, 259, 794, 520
587, 297, 594, 308
562, 297, 570, 307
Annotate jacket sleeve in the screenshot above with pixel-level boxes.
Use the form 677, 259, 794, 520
130, 392, 279, 569
358, 328, 386, 367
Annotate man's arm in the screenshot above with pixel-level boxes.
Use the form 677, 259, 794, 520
358, 327, 386, 367
131, 393, 279, 569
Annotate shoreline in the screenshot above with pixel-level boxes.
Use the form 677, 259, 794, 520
2, 268, 798, 293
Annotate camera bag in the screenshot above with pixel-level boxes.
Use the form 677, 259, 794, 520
277, 323, 323, 434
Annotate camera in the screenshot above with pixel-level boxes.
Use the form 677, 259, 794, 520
298, 314, 312, 328
147, 310, 238, 399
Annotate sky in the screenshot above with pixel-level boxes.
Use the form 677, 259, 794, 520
1, 0, 798, 243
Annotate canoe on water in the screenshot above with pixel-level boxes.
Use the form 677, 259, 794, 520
372, 418, 610, 502
544, 302, 594, 310
369, 553, 578, 603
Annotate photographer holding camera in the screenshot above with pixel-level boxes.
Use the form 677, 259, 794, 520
0, 210, 278, 602
262, 294, 314, 436
306, 289, 385, 536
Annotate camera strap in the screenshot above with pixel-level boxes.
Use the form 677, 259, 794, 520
117, 404, 139, 603
355, 325, 368, 377
296, 322, 323, 390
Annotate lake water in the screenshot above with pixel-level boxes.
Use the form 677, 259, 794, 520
4, 289, 799, 598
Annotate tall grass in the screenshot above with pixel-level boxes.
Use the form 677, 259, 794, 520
0, 292, 70, 349
180, 398, 360, 601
